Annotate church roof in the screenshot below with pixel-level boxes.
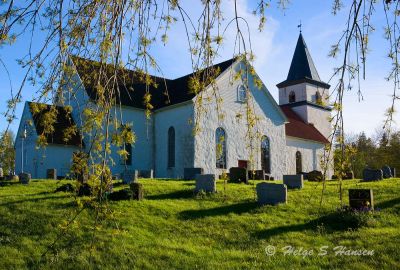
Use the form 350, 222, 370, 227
70, 56, 235, 110
277, 33, 330, 89
280, 105, 329, 144
28, 102, 84, 147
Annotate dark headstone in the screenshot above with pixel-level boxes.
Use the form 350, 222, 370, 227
229, 167, 248, 184
184, 168, 204, 180
307, 170, 323, 182
332, 171, 354, 180
349, 189, 374, 210
139, 169, 153, 179
18, 173, 31, 184
108, 189, 132, 201
381, 165, 392, 179
390, 167, 396, 178
46, 169, 57, 180
362, 169, 383, 182
130, 182, 144, 200
283, 175, 304, 189
195, 174, 216, 193
77, 173, 88, 183
55, 183, 75, 193
256, 182, 287, 205
248, 170, 265, 180
78, 183, 92, 196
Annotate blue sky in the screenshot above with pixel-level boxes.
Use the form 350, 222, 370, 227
0, 0, 398, 137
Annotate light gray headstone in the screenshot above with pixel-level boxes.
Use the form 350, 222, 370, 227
283, 174, 303, 189
195, 174, 216, 193
122, 170, 138, 184
0, 168, 3, 178
256, 182, 287, 205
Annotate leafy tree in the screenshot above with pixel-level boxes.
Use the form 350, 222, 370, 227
0, 130, 15, 175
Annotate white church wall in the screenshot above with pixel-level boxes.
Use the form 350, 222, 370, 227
278, 83, 307, 105
154, 102, 195, 178
304, 106, 332, 139
61, 60, 154, 176
15, 102, 80, 179
285, 137, 333, 178
194, 61, 288, 180
109, 106, 154, 175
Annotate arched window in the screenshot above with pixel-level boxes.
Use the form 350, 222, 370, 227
216, 127, 227, 169
168, 127, 175, 168
289, 91, 296, 103
315, 91, 322, 104
296, 151, 302, 174
261, 136, 271, 174
237, 84, 247, 102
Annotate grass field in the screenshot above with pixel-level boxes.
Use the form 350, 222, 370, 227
0, 178, 399, 269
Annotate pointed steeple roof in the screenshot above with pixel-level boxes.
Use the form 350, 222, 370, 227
277, 33, 330, 89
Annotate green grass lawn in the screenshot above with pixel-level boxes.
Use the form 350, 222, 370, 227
0, 178, 399, 270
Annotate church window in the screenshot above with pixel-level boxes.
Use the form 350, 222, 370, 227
237, 84, 247, 102
216, 127, 227, 168
315, 91, 322, 104
296, 151, 302, 174
289, 91, 296, 103
168, 126, 175, 168
261, 136, 271, 174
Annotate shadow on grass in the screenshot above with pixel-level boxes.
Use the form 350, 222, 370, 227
179, 201, 259, 220
146, 189, 194, 200
0, 181, 21, 187
0, 194, 71, 207
253, 210, 374, 240
376, 197, 400, 210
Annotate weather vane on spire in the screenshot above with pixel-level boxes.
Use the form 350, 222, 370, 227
298, 20, 302, 33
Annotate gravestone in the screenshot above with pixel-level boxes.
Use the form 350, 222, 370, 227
184, 168, 204, 180
0, 168, 3, 180
195, 174, 216, 193
256, 182, 287, 205
139, 169, 153, 179
349, 189, 374, 210
122, 170, 138, 184
283, 174, 304, 189
390, 167, 396, 178
381, 165, 392, 179
130, 182, 144, 200
46, 169, 57, 180
229, 167, 248, 184
248, 170, 265, 180
19, 173, 31, 184
307, 170, 323, 182
77, 172, 88, 183
362, 169, 383, 181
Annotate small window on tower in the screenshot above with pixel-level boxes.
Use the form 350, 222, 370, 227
289, 91, 296, 103
315, 91, 322, 105
237, 84, 247, 102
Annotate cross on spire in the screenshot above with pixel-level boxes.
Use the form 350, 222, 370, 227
297, 20, 302, 33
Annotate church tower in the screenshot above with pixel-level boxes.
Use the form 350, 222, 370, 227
277, 33, 332, 139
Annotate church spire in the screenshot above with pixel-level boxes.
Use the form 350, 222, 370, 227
277, 33, 330, 89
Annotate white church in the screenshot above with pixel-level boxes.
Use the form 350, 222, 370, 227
15, 33, 333, 180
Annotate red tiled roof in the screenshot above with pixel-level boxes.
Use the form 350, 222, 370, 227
280, 105, 329, 144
